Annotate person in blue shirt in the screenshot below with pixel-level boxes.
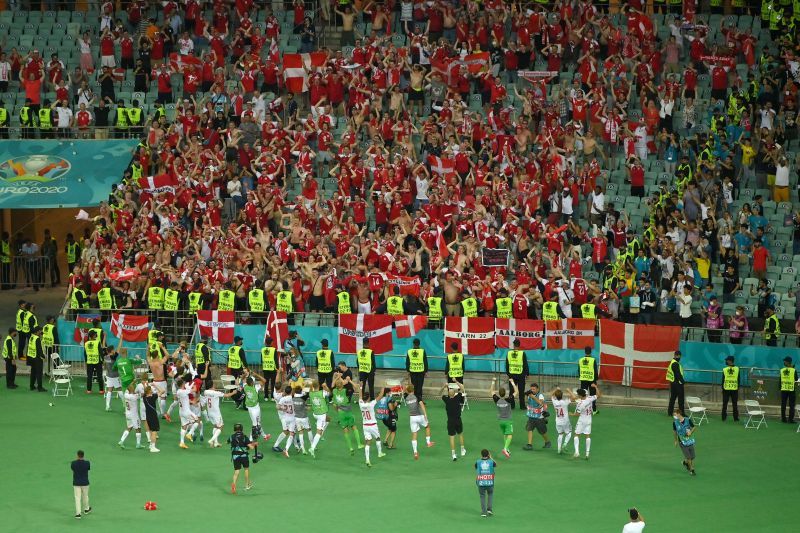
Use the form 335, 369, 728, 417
672, 408, 696, 476
475, 449, 496, 517
748, 205, 769, 234
634, 249, 651, 280
733, 225, 753, 257
70, 450, 91, 519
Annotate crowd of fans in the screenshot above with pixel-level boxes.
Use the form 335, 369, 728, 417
34, 0, 800, 342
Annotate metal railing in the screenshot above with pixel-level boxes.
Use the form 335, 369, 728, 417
3, 256, 54, 290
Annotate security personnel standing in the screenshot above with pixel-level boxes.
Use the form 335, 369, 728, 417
578, 346, 599, 413
147, 281, 165, 322
336, 286, 353, 314
195, 336, 212, 388
84, 330, 103, 393
114, 99, 129, 138
127, 99, 144, 138
0, 100, 7, 139
0, 231, 12, 289
494, 290, 512, 319
542, 299, 560, 321
97, 280, 116, 320
406, 338, 428, 401
188, 289, 204, 315
19, 98, 33, 139
217, 283, 236, 311
275, 287, 294, 314
580, 301, 597, 319
88, 318, 106, 349
65, 233, 80, 274
3, 328, 18, 388
427, 293, 443, 324
23, 302, 38, 347
386, 288, 405, 316
27, 325, 46, 392
666, 350, 685, 416
15, 300, 27, 358
163, 282, 181, 312
763, 307, 781, 347
316, 338, 335, 389
41, 315, 58, 359
461, 293, 479, 318
38, 101, 53, 139
261, 337, 279, 399
357, 337, 376, 400
444, 341, 464, 384
780, 356, 797, 423
505, 339, 528, 410
721, 355, 739, 422
248, 280, 266, 323
227, 336, 246, 378
70, 284, 90, 312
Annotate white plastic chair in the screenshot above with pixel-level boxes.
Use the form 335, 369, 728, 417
686, 396, 708, 425
221, 374, 237, 402
52, 369, 72, 397
48, 353, 70, 381
744, 400, 767, 430
385, 378, 405, 404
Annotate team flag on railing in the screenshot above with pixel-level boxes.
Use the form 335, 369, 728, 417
197, 310, 235, 344
545, 319, 596, 349
338, 314, 394, 354
598, 320, 681, 389
444, 317, 495, 355
385, 274, 421, 296
73, 313, 101, 342
266, 311, 289, 349
394, 315, 428, 338
110, 313, 149, 342
495, 318, 545, 349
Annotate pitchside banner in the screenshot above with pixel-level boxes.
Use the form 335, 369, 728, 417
0, 140, 138, 208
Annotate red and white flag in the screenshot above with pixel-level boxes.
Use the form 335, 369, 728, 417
427, 155, 455, 177
196, 310, 235, 344
138, 174, 178, 194
110, 313, 149, 342
269, 38, 280, 64
169, 52, 203, 71
394, 315, 428, 338
109, 267, 139, 282
461, 51, 490, 74
431, 57, 458, 86
598, 320, 681, 389
338, 314, 394, 354
545, 319, 596, 350
495, 318, 544, 350
436, 227, 450, 258
385, 274, 421, 296
266, 311, 289, 351
283, 51, 327, 93
444, 317, 495, 355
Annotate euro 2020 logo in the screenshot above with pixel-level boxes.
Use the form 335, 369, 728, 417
0, 154, 71, 185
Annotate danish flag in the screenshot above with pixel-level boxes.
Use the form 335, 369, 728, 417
394, 315, 428, 338
598, 320, 681, 389
196, 310, 235, 344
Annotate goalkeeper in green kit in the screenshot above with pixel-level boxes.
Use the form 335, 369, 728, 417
332, 376, 363, 455
112, 338, 138, 392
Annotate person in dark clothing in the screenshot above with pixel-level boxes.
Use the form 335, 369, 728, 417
780, 356, 797, 423
357, 337, 377, 400
406, 338, 429, 401
721, 355, 740, 422
3, 328, 18, 388
441, 381, 466, 461
70, 450, 91, 519
666, 350, 685, 416
505, 340, 528, 410
28, 325, 46, 392
228, 423, 257, 494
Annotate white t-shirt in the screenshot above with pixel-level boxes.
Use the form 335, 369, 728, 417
576, 396, 596, 420
203, 389, 224, 416
359, 399, 378, 425
551, 398, 571, 420
775, 164, 790, 187
124, 392, 140, 416
622, 521, 646, 533
176, 388, 192, 412
278, 395, 295, 419
678, 294, 693, 318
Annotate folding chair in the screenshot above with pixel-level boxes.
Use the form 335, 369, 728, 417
744, 400, 767, 429
49, 353, 70, 381
52, 369, 73, 397
460, 386, 470, 411
385, 378, 405, 405
221, 374, 237, 402
686, 396, 709, 425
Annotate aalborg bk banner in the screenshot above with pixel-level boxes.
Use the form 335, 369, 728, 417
495, 319, 544, 349
545, 319, 596, 349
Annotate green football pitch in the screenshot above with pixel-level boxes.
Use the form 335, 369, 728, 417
0, 382, 795, 532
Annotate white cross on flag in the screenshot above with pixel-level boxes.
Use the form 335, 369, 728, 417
495, 318, 544, 349
394, 315, 428, 338
110, 313, 150, 342
196, 310, 235, 344
266, 311, 289, 351
545, 319, 596, 349
444, 317, 495, 355
338, 314, 394, 354
427, 155, 455, 177
598, 320, 681, 389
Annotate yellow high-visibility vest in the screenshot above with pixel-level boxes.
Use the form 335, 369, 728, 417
461, 297, 478, 318
163, 288, 180, 311
495, 297, 512, 319
723, 366, 739, 391
97, 287, 114, 310
387, 296, 404, 315
85, 339, 100, 364
357, 349, 373, 373
188, 292, 202, 314
507, 350, 524, 375
276, 291, 294, 313
666, 359, 683, 382
337, 291, 351, 314
427, 297, 442, 320
447, 352, 463, 378
248, 289, 265, 312
42, 324, 55, 347
261, 347, 277, 371
542, 301, 559, 321
579, 356, 596, 381
27, 334, 41, 359
781, 367, 796, 392
316, 349, 333, 373
195, 343, 208, 365
227, 346, 244, 369
581, 303, 596, 319
147, 286, 164, 310
2, 335, 16, 359
217, 289, 235, 311
407, 349, 425, 373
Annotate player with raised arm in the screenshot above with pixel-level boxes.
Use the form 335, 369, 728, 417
308, 380, 331, 458
242, 370, 272, 459
273, 384, 297, 458
490, 377, 517, 458
146, 331, 171, 417
405, 383, 434, 460
549, 386, 576, 455
331, 376, 364, 455
118, 382, 144, 449
292, 385, 311, 455
357, 382, 387, 467
571, 383, 601, 460
176, 378, 199, 449
441, 381, 467, 461
204, 383, 237, 448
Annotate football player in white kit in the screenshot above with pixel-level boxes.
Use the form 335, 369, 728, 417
571, 384, 600, 460
357, 383, 387, 467
176, 378, 199, 449
203, 384, 237, 447
291, 385, 311, 455
272, 384, 296, 458
118, 383, 144, 449
134, 378, 152, 445
549, 387, 576, 455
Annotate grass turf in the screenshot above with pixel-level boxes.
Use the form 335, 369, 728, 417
0, 381, 795, 532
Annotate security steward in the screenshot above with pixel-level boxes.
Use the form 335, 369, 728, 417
461, 292, 479, 318
261, 337, 279, 399
27, 325, 46, 392
316, 338, 335, 390
427, 292, 443, 324
23, 302, 39, 350
195, 336, 212, 388
217, 283, 236, 311
84, 330, 103, 393
147, 281, 165, 321
227, 336, 246, 378
580, 301, 597, 319
780, 356, 797, 423
357, 336, 376, 400
3, 327, 18, 388
385, 287, 405, 316
248, 279, 267, 323
444, 341, 464, 384
578, 346, 599, 413
406, 338, 429, 401
763, 307, 781, 347
494, 290, 512, 319
505, 339, 528, 410
15, 300, 27, 357
275, 286, 294, 317
542, 298, 560, 321
337, 286, 353, 314
721, 355, 739, 422
41, 315, 58, 360
666, 350, 685, 416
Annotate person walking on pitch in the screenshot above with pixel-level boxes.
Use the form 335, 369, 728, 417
490, 377, 517, 458
376, 386, 399, 449
118, 383, 144, 449
523, 383, 551, 450
475, 449, 496, 518
672, 408, 697, 476
441, 381, 467, 460
357, 382, 387, 466
70, 450, 91, 519
308, 380, 330, 457
228, 423, 258, 494
549, 387, 576, 454
572, 384, 600, 460
405, 383, 434, 459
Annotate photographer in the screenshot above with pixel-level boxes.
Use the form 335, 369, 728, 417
228, 423, 258, 494
523, 383, 551, 451
622, 508, 646, 532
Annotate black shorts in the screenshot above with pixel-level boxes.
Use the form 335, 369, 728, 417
409, 89, 424, 101
145, 413, 160, 432
233, 456, 250, 470
382, 416, 397, 431
447, 418, 463, 436
526, 417, 548, 434
309, 295, 326, 311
